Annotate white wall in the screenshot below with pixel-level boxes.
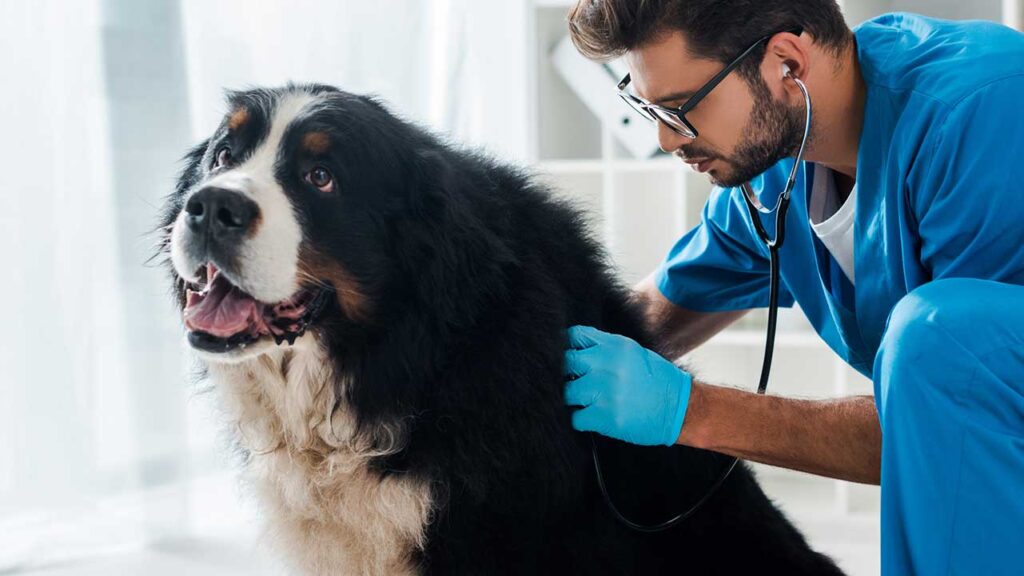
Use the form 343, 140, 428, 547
842, 0, 1009, 25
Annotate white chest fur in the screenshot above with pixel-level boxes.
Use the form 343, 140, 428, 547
205, 339, 433, 575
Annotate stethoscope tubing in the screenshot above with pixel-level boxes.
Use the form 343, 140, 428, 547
596, 73, 813, 532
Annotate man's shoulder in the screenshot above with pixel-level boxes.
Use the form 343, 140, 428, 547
855, 12, 1024, 110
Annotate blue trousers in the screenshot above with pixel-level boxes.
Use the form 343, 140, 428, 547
874, 278, 1024, 575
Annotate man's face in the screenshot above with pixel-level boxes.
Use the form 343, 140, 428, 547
625, 30, 804, 187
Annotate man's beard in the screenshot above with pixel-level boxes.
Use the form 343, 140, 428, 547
683, 73, 808, 188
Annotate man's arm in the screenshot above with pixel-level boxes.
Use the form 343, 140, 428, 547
632, 272, 749, 358
679, 384, 881, 484
632, 272, 882, 485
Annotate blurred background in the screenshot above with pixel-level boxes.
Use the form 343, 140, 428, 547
1, 1, 1019, 574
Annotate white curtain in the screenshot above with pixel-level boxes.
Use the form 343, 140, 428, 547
0, 0, 527, 571
0, 0, 149, 568
179, 0, 530, 159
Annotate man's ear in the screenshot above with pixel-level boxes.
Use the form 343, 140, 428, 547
763, 30, 809, 102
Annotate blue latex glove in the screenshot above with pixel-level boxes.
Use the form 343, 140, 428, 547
563, 325, 692, 446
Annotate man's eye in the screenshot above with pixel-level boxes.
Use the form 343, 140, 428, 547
213, 146, 233, 169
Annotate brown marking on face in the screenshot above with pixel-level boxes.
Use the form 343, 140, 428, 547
298, 246, 369, 322
302, 131, 331, 154
228, 107, 250, 131
245, 210, 263, 240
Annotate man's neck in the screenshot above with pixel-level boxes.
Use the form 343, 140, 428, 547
805, 39, 866, 182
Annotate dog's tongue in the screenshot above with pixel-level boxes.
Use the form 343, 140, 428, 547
184, 265, 263, 338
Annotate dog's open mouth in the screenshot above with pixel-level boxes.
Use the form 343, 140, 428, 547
183, 262, 330, 353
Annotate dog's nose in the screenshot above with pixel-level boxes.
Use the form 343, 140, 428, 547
184, 187, 259, 240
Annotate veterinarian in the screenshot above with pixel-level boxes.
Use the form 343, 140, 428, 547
560, 1, 1024, 574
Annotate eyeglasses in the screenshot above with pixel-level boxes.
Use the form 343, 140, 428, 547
617, 27, 803, 139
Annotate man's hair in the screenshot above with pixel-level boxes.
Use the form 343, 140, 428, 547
568, 0, 851, 81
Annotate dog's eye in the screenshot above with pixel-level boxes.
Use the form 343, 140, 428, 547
304, 166, 335, 193
213, 146, 233, 170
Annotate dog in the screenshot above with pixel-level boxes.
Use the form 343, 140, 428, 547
156, 83, 845, 575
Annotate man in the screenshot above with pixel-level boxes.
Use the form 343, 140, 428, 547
560, 1, 1024, 574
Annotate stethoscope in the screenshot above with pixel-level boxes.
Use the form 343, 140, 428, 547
594, 65, 813, 532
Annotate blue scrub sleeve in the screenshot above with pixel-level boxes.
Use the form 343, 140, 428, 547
655, 185, 795, 312
912, 76, 1024, 284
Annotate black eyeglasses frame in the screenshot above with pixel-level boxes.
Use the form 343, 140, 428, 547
616, 27, 803, 139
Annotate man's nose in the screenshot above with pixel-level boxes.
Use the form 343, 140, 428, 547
657, 122, 695, 154
184, 187, 260, 241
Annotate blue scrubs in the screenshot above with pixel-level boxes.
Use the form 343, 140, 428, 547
655, 13, 1024, 575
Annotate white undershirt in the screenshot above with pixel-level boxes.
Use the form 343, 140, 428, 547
808, 165, 857, 286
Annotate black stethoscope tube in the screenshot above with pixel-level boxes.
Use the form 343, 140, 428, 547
595, 72, 812, 532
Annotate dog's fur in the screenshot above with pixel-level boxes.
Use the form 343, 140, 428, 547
156, 83, 844, 575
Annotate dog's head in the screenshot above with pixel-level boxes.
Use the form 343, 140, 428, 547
157, 84, 471, 364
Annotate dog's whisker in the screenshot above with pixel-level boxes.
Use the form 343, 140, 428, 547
295, 268, 335, 292
143, 253, 172, 268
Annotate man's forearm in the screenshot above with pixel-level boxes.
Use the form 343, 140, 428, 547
676, 381, 882, 485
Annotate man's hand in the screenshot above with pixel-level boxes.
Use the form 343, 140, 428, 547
562, 325, 693, 446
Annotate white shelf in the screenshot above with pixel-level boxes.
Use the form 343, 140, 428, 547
538, 157, 687, 174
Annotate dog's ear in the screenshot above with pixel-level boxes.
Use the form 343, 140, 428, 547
148, 137, 208, 234
392, 149, 517, 320
154, 138, 209, 239
358, 93, 394, 117
407, 149, 460, 218
176, 138, 211, 197
148, 138, 210, 304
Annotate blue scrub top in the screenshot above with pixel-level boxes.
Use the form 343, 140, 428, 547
655, 13, 1024, 377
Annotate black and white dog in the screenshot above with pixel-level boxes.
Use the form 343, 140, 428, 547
156, 84, 844, 575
